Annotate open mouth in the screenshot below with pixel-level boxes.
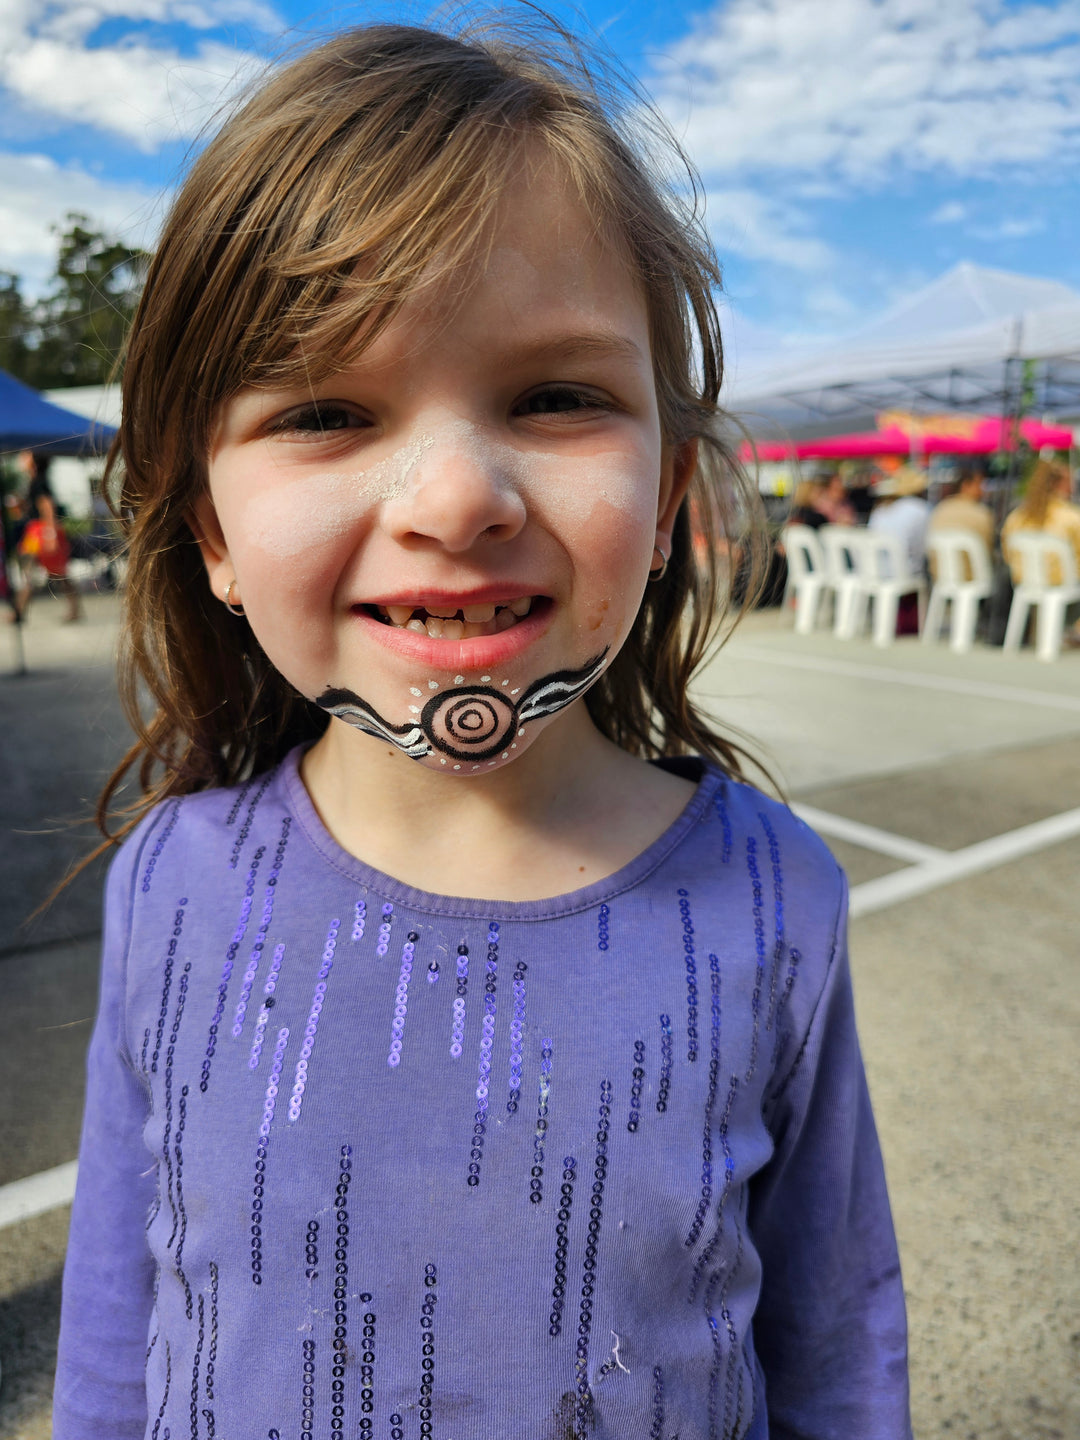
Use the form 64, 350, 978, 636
365, 596, 543, 641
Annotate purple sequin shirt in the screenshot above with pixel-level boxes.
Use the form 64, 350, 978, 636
54, 747, 911, 1440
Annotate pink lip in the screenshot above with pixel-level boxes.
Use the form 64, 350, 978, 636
364, 587, 542, 608
352, 599, 552, 671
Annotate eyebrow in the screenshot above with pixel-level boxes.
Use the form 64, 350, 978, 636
495, 331, 646, 369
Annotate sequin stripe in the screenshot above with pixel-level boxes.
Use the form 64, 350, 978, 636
649, 1364, 664, 1440
656, 1014, 672, 1113
251, 1027, 289, 1285
357, 1295, 376, 1433
351, 898, 367, 942
713, 786, 733, 866
151, 1339, 171, 1440
173, 1087, 193, 1315
248, 943, 285, 1071
386, 931, 420, 1068
200, 850, 265, 1093
685, 955, 722, 1248
766, 946, 803, 1095
205, 1262, 219, 1403
305, 1217, 319, 1281
449, 943, 468, 1058
466, 925, 498, 1188
686, 1072, 740, 1303
141, 1026, 152, 1074
375, 901, 394, 957
232, 818, 292, 1038
227, 771, 273, 871
224, 780, 254, 828
529, 1038, 553, 1204
626, 1041, 645, 1132
716, 1230, 747, 1440
677, 890, 700, 1062
300, 1337, 315, 1437
744, 838, 766, 1082
330, 1145, 352, 1437
596, 902, 610, 952
756, 811, 786, 1033
189, 1291, 205, 1439
142, 801, 181, 894
548, 1156, 577, 1336
419, 1264, 437, 1439
162, 964, 191, 1268
288, 920, 339, 1121
151, 900, 188, 1075
574, 1079, 611, 1439
506, 960, 527, 1113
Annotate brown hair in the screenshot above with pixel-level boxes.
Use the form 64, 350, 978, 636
1016, 458, 1070, 527
96, 15, 769, 846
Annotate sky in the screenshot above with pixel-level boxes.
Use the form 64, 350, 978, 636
3, 0, 1080, 356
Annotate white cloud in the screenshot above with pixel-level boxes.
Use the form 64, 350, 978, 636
928, 201, 968, 225
0, 150, 164, 291
652, 0, 1080, 184
971, 215, 1046, 240
0, 0, 277, 148
705, 186, 836, 271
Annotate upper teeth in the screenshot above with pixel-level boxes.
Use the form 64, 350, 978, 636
375, 597, 533, 637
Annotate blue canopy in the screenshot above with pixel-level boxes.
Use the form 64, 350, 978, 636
0, 368, 116, 455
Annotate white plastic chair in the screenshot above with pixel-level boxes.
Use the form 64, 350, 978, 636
847, 530, 927, 646
1002, 533, 1080, 661
818, 525, 867, 638
924, 530, 993, 653
780, 524, 830, 633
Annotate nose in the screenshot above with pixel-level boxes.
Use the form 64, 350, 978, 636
384, 424, 526, 553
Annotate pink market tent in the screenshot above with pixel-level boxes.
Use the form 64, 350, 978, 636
744, 414, 1073, 463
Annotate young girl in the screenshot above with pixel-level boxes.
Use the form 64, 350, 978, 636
54, 19, 911, 1440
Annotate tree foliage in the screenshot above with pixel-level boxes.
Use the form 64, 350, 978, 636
0, 213, 147, 389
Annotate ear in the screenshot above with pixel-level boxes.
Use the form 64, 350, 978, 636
655, 439, 697, 556
187, 493, 236, 604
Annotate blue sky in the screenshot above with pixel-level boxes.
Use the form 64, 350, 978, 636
3, 0, 1080, 352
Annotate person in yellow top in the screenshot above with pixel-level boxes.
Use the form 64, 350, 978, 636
1001, 459, 1080, 587
928, 464, 995, 552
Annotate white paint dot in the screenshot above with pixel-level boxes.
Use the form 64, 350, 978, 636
454, 675, 464, 684
518, 728, 525, 736
409, 687, 422, 697
408, 706, 420, 714
480, 675, 491, 682
440, 758, 447, 764
510, 688, 519, 695
501, 679, 509, 686
510, 743, 517, 750
453, 764, 461, 770
427, 680, 438, 689
502, 752, 509, 759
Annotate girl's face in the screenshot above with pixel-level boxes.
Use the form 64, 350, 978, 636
192, 161, 691, 776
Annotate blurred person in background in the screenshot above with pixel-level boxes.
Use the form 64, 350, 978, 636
12, 451, 83, 624
788, 471, 856, 528
1001, 458, 1080, 646
869, 466, 930, 576
927, 463, 994, 559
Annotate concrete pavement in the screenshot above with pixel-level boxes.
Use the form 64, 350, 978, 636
1, 590, 1077, 1438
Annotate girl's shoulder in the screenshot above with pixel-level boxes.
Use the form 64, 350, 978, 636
104, 758, 293, 914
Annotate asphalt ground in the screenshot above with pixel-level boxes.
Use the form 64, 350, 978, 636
1, 589, 1078, 1439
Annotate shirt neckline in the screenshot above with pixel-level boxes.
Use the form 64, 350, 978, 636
280, 744, 724, 922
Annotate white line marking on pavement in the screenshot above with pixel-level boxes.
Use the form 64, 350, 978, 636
794, 804, 947, 864
0, 1160, 77, 1230
728, 646, 1080, 715
849, 806, 1080, 917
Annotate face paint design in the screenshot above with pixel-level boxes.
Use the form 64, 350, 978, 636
317, 650, 609, 765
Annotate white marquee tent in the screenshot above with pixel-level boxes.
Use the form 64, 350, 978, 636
724, 263, 1080, 441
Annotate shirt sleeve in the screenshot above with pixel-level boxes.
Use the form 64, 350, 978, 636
749, 878, 912, 1440
53, 823, 160, 1440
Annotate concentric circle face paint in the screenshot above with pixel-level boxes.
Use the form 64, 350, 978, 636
316, 650, 609, 768
422, 687, 517, 761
